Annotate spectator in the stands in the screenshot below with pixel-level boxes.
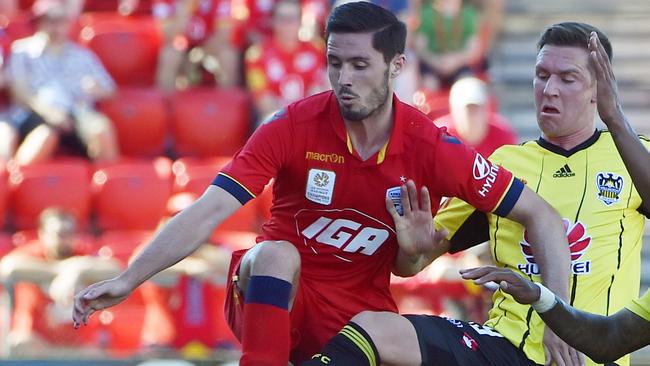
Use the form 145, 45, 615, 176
4, 0, 119, 165
244, 0, 326, 123
0, 208, 120, 355
154, 0, 240, 90
412, 0, 486, 91
434, 77, 517, 157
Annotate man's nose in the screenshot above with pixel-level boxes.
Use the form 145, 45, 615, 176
543, 75, 560, 97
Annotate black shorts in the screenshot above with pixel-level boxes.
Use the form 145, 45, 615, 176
13, 109, 87, 156
405, 315, 540, 366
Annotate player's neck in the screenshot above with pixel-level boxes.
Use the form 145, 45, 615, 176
344, 100, 393, 161
541, 124, 595, 151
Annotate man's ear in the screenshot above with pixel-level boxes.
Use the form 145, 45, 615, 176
390, 53, 406, 79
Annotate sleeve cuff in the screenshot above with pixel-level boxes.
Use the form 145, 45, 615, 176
213, 173, 255, 205
493, 178, 524, 217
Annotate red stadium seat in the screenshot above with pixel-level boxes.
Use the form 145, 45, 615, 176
77, 14, 162, 86
97, 87, 169, 157
210, 230, 258, 252
92, 158, 173, 231
169, 88, 251, 157
8, 158, 92, 230
0, 160, 7, 229
0, 231, 13, 258
96, 289, 146, 356
170, 157, 262, 232
96, 230, 152, 265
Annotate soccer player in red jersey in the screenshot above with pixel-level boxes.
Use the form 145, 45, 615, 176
73, 2, 572, 365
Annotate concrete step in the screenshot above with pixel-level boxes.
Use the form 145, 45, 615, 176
500, 13, 650, 37
506, 0, 650, 15
496, 34, 650, 61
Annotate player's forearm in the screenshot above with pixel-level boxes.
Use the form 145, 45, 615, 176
605, 112, 650, 204
523, 205, 571, 300
540, 300, 649, 363
119, 210, 217, 290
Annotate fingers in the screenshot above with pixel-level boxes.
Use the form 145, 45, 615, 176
406, 180, 419, 212
72, 283, 105, 328
569, 348, 585, 366
459, 265, 500, 279
400, 184, 412, 216
420, 186, 432, 213
385, 196, 400, 219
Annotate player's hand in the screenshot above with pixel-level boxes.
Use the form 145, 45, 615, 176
460, 266, 540, 304
544, 327, 586, 366
588, 31, 623, 126
385, 180, 448, 258
72, 277, 132, 328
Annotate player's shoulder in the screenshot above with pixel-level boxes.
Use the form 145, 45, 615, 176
286, 90, 334, 124
600, 129, 650, 144
397, 99, 446, 145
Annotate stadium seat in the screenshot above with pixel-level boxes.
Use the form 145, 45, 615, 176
8, 158, 92, 230
77, 14, 162, 86
96, 289, 146, 356
169, 88, 251, 157
92, 158, 173, 231
0, 231, 13, 258
170, 157, 262, 232
96, 230, 152, 265
210, 230, 258, 252
97, 87, 169, 157
0, 160, 7, 229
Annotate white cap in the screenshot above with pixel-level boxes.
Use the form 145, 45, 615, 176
449, 77, 488, 109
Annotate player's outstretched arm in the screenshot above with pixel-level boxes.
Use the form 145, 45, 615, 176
72, 185, 242, 327
589, 32, 650, 208
505, 186, 583, 366
504, 186, 570, 300
461, 266, 650, 363
387, 180, 450, 277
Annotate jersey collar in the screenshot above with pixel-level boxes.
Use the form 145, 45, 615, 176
329, 93, 405, 164
536, 129, 601, 157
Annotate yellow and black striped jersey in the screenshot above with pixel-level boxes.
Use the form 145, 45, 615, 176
435, 130, 650, 365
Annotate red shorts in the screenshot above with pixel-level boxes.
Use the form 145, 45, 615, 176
224, 249, 354, 363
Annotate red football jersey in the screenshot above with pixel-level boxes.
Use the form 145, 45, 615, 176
215, 90, 522, 330
245, 38, 325, 106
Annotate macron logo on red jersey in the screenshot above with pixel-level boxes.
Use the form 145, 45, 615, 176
518, 219, 592, 275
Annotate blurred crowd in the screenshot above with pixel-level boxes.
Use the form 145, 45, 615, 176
0, 0, 519, 360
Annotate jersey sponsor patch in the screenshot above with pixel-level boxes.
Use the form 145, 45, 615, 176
518, 218, 592, 275
296, 208, 394, 260
386, 186, 403, 215
306, 169, 336, 205
472, 153, 501, 198
596, 172, 623, 206
472, 153, 491, 180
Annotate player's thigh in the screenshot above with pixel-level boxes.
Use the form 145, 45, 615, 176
352, 311, 421, 366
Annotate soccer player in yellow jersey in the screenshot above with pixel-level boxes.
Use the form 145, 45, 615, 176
461, 264, 650, 365
302, 23, 650, 366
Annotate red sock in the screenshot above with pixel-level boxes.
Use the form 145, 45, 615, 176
240, 275, 292, 366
